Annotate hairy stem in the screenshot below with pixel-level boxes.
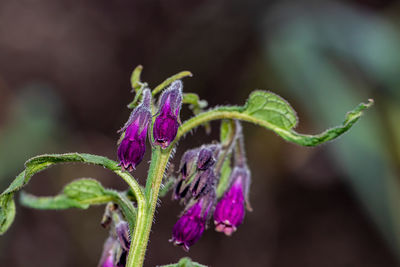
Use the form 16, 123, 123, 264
175, 106, 367, 147
127, 147, 171, 267
116, 170, 146, 267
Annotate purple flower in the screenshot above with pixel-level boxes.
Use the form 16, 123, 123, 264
102, 254, 115, 267
214, 166, 251, 236
190, 168, 216, 198
116, 221, 130, 251
197, 146, 216, 170
153, 80, 183, 149
174, 144, 221, 201
98, 237, 117, 267
117, 89, 152, 171
170, 192, 215, 251
179, 148, 200, 180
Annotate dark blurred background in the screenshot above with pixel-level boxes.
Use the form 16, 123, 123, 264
1, 0, 400, 266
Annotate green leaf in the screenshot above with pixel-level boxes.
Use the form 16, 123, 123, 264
20, 192, 89, 210
63, 178, 106, 201
19, 178, 137, 226
177, 91, 373, 147
243, 90, 298, 130
152, 71, 193, 96
0, 153, 122, 235
157, 257, 207, 267
0, 194, 15, 234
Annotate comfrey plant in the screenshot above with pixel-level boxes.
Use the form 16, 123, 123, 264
0, 65, 373, 266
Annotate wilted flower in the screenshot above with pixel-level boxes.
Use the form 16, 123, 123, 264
214, 166, 251, 236
117, 89, 152, 171
170, 191, 215, 251
153, 80, 183, 149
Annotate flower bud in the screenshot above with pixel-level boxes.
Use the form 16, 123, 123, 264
102, 254, 115, 267
98, 237, 117, 267
190, 168, 216, 198
153, 80, 183, 149
213, 166, 251, 236
197, 147, 215, 170
170, 191, 215, 251
179, 148, 200, 179
117, 89, 152, 171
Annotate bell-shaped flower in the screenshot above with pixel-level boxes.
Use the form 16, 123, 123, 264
213, 165, 251, 236
170, 191, 215, 251
153, 80, 183, 149
117, 89, 152, 171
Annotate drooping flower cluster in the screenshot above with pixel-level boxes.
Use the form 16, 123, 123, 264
98, 204, 131, 267
170, 121, 252, 250
174, 144, 220, 202
117, 81, 183, 170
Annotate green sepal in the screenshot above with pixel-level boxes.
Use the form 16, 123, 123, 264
216, 157, 232, 198
130, 65, 144, 92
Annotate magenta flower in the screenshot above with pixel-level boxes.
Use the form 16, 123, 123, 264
153, 80, 183, 149
214, 166, 250, 236
170, 192, 215, 251
117, 89, 152, 171
102, 254, 115, 267
98, 237, 117, 267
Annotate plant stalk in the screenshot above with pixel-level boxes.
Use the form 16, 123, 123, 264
126, 147, 171, 267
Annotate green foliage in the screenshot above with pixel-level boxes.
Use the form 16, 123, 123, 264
177, 91, 373, 147
63, 178, 106, 202
20, 178, 137, 226
158, 257, 207, 267
243, 90, 298, 130
152, 71, 193, 96
0, 194, 15, 235
0, 153, 124, 234
20, 192, 90, 209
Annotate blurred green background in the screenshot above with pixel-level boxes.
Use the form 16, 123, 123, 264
0, 0, 400, 266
